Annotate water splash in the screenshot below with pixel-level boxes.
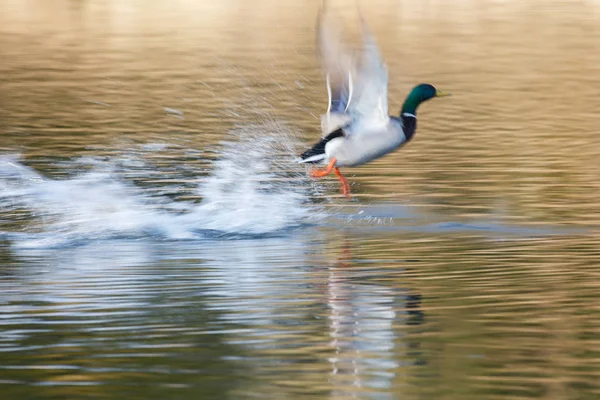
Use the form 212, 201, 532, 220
0, 124, 321, 248
193, 129, 313, 234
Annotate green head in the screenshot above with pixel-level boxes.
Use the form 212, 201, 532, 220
401, 83, 450, 116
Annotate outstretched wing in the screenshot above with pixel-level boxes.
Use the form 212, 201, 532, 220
317, 11, 390, 136
346, 19, 389, 132
317, 9, 355, 135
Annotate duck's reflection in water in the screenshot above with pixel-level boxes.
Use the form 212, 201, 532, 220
326, 240, 424, 399
198, 235, 426, 398
5, 231, 426, 398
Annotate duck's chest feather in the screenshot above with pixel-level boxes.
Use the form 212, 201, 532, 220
326, 116, 417, 167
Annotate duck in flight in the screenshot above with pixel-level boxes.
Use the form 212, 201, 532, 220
299, 11, 450, 198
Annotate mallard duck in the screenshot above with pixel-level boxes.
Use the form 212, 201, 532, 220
299, 11, 450, 198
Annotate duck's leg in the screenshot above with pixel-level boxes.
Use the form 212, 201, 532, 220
310, 157, 336, 178
334, 167, 351, 199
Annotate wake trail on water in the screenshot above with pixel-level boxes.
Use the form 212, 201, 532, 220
0, 123, 323, 249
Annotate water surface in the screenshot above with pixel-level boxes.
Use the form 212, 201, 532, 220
2, 0, 600, 399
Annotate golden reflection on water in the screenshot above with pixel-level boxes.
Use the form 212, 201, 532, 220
2, 0, 600, 399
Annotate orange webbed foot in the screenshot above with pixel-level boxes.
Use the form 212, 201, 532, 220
310, 169, 331, 178
334, 167, 352, 200
309, 158, 336, 178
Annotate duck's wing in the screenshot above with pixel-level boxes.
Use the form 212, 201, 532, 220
346, 19, 389, 133
317, 10, 355, 135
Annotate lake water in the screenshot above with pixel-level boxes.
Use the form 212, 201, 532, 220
2, 0, 600, 398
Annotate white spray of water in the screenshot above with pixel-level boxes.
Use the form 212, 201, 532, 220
192, 133, 312, 233
0, 124, 322, 248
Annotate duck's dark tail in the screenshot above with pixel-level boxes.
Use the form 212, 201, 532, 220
298, 128, 344, 164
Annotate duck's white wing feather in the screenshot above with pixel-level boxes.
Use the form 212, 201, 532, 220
317, 10, 356, 135
347, 19, 389, 132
